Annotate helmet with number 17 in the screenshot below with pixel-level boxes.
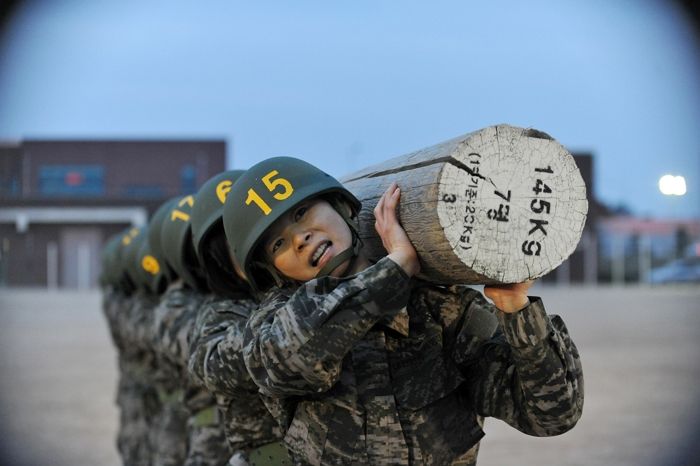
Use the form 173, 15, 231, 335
222, 157, 361, 293
148, 197, 180, 282
160, 194, 208, 291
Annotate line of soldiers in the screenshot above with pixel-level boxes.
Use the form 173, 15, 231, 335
101, 170, 287, 466
100, 159, 584, 466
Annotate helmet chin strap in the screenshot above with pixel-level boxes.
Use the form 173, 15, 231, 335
315, 231, 362, 278
316, 196, 363, 279
253, 260, 289, 289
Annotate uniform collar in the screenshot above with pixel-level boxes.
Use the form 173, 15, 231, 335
379, 307, 410, 337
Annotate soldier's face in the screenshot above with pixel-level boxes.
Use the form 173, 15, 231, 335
263, 199, 354, 282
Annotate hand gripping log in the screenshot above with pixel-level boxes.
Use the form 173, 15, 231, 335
340, 124, 588, 284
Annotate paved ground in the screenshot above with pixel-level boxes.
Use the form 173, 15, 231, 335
0, 285, 699, 466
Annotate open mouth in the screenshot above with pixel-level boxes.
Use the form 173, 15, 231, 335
310, 241, 332, 267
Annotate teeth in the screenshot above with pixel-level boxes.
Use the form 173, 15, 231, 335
312, 242, 329, 265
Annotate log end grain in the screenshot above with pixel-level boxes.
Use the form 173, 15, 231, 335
437, 124, 588, 283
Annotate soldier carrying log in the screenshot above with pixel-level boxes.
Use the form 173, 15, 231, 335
100, 124, 586, 465
221, 129, 585, 465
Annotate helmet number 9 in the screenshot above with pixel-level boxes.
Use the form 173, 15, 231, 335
246, 170, 294, 215
142, 255, 160, 275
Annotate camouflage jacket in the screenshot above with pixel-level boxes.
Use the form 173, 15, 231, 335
105, 289, 137, 358
150, 281, 205, 392
101, 287, 145, 384
118, 290, 160, 379
189, 294, 284, 453
102, 286, 127, 352
150, 286, 221, 416
243, 257, 584, 466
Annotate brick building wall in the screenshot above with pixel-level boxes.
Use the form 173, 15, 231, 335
0, 139, 226, 288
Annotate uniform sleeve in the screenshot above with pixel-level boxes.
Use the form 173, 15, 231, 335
169, 293, 206, 367
188, 298, 256, 397
151, 298, 173, 359
456, 294, 584, 436
102, 289, 126, 351
151, 288, 199, 367
243, 256, 411, 398
125, 292, 158, 352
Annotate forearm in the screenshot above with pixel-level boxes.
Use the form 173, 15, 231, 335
468, 299, 584, 436
189, 316, 250, 397
245, 257, 411, 396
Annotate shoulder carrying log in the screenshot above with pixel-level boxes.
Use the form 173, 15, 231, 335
341, 124, 588, 284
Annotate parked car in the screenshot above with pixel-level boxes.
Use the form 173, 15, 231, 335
649, 256, 700, 284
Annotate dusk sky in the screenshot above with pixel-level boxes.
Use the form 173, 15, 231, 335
1, 0, 698, 219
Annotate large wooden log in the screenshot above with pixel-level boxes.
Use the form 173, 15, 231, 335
340, 124, 588, 284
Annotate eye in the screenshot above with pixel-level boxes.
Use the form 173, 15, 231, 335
270, 238, 284, 254
293, 205, 308, 222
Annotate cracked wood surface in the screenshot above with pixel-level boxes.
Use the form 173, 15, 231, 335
341, 124, 588, 284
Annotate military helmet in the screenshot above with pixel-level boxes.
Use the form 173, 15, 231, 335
100, 233, 122, 288
190, 170, 246, 294
136, 230, 167, 294
120, 226, 146, 291
223, 156, 360, 292
191, 170, 245, 258
148, 197, 180, 281
160, 194, 207, 290
109, 227, 138, 294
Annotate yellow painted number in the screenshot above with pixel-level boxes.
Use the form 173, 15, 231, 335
246, 189, 272, 215
216, 180, 233, 204
263, 170, 294, 200
246, 170, 294, 215
170, 195, 195, 222
171, 209, 190, 222
142, 255, 160, 275
179, 195, 194, 207
122, 228, 139, 245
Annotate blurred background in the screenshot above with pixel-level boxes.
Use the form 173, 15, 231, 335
0, 1, 699, 465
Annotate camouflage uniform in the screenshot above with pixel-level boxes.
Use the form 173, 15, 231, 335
188, 293, 285, 464
102, 285, 125, 351
118, 290, 161, 466
102, 286, 136, 464
148, 280, 199, 466
243, 257, 584, 465
156, 284, 231, 466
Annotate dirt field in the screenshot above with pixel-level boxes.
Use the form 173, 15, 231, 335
1, 285, 699, 466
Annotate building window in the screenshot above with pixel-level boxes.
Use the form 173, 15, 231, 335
181, 164, 196, 194
0, 177, 19, 197
39, 165, 104, 196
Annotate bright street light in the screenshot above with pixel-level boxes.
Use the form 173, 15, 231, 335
659, 174, 687, 196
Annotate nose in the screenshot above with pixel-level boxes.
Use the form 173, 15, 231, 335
292, 228, 311, 251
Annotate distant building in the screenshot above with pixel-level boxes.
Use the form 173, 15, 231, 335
0, 140, 226, 288
597, 216, 700, 283
540, 152, 601, 285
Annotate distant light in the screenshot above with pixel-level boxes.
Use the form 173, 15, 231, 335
659, 174, 687, 196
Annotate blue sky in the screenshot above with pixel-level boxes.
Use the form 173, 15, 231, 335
1, 0, 699, 219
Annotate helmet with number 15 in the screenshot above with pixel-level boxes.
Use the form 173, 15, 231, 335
222, 157, 361, 293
